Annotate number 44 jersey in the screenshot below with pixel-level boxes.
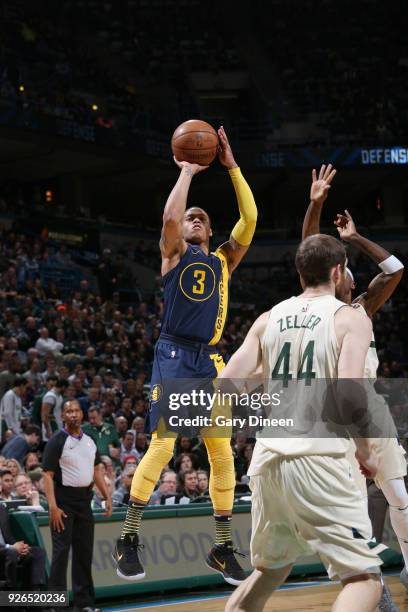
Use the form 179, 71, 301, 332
161, 244, 229, 345
251, 294, 352, 467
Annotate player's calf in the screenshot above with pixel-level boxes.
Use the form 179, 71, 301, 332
333, 573, 382, 612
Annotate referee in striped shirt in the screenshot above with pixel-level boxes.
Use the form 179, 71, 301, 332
43, 400, 112, 612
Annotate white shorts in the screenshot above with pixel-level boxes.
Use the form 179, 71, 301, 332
347, 438, 407, 495
250, 455, 382, 580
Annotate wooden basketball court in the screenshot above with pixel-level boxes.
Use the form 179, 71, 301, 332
106, 576, 408, 611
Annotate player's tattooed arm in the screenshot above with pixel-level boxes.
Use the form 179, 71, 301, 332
160, 158, 208, 272
335, 210, 404, 316
302, 164, 336, 240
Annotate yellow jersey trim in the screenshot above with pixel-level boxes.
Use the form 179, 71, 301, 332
209, 249, 229, 345
209, 353, 225, 376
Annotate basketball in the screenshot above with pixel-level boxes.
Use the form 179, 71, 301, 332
171, 119, 219, 165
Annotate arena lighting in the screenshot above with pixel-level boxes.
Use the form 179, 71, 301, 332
91, 103, 98, 111
19, 85, 25, 92
45, 189, 53, 203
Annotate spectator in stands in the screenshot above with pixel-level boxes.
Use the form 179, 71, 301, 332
235, 443, 254, 482
13, 473, 44, 508
178, 470, 200, 501
197, 470, 209, 496
82, 347, 100, 372
100, 456, 116, 484
232, 431, 248, 455
35, 326, 64, 358
174, 452, 194, 473
41, 379, 68, 440
191, 439, 210, 472
79, 387, 101, 418
115, 416, 128, 439
41, 358, 59, 383
28, 471, 48, 508
119, 431, 139, 463
132, 416, 145, 433
134, 432, 149, 460
21, 316, 39, 349
1, 425, 41, 465
83, 406, 121, 465
112, 465, 136, 506
149, 470, 177, 505
0, 377, 28, 437
0, 503, 46, 589
0, 470, 14, 501
23, 357, 43, 392
5, 460, 21, 479
0, 354, 22, 400
23, 451, 41, 472
116, 397, 135, 428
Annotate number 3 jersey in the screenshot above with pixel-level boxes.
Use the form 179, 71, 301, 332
161, 243, 229, 345
249, 294, 350, 472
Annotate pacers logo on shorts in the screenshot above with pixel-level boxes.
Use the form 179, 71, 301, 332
150, 384, 162, 403
179, 262, 216, 302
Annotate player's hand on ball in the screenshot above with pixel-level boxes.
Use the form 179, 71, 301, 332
173, 156, 208, 175
334, 209, 357, 241
217, 126, 238, 169
310, 164, 336, 206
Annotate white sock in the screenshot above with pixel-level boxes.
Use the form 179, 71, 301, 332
381, 478, 408, 569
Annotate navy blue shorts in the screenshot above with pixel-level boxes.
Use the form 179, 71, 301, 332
146, 333, 225, 435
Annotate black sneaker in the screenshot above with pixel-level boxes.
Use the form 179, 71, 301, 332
205, 541, 246, 586
112, 534, 145, 580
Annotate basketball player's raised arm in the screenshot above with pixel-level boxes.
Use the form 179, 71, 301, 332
302, 164, 337, 240
335, 210, 404, 316
336, 307, 377, 474
217, 127, 257, 274
160, 159, 208, 265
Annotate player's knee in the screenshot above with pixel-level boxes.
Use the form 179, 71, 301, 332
205, 438, 233, 462
148, 436, 175, 461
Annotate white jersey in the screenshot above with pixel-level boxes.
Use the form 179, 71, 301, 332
249, 294, 350, 475
352, 303, 378, 379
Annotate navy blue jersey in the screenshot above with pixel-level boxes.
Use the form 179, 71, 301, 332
161, 243, 229, 345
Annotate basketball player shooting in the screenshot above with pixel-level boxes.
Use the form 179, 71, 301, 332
303, 165, 408, 595
217, 234, 382, 612
112, 126, 258, 585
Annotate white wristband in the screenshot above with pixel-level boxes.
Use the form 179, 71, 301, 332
378, 255, 404, 274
